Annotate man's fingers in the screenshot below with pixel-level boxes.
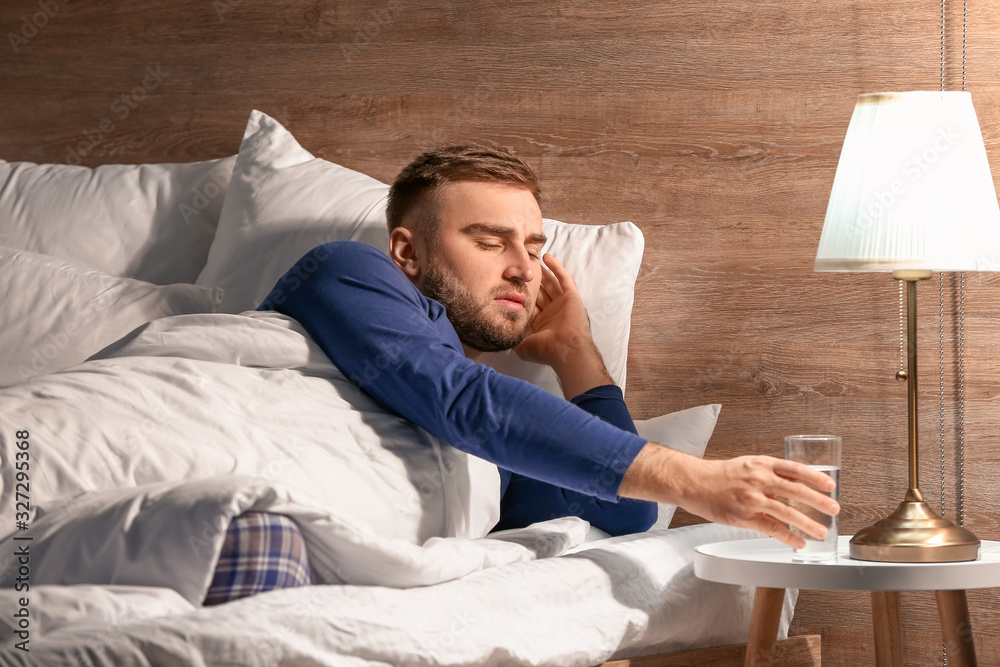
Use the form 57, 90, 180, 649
536, 261, 559, 301
752, 515, 808, 550
774, 459, 836, 493
762, 496, 830, 541
539, 259, 557, 285
541, 253, 573, 294
771, 476, 839, 517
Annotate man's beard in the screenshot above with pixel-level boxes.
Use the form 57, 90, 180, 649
421, 260, 532, 353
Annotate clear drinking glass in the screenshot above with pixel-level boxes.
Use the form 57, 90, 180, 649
785, 435, 841, 563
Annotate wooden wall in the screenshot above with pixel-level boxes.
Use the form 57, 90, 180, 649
2, 1, 1000, 664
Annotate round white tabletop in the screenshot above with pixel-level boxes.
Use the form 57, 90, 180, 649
694, 536, 1000, 592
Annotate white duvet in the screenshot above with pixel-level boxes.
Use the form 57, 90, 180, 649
0, 312, 791, 665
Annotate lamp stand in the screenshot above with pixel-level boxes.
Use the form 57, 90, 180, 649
849, 271, 981, 562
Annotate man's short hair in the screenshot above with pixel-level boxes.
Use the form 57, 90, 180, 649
386, 145, 541, 237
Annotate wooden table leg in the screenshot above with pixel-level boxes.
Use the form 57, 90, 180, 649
871, 591, 903, 667
936, 590, 977, 666
744, 587, 785, 667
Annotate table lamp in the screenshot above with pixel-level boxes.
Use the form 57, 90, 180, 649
815, 91, 1000, 562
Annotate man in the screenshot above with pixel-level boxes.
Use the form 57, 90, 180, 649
257, 146, 838, 547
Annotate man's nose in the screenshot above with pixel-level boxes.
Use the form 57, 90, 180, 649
503, 245, 535, 284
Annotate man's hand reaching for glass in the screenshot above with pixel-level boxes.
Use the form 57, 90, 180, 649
618, 444, 841, 549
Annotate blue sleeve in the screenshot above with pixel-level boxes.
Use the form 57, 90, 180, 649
256, 241, 648, 502
493, 385, 658, 536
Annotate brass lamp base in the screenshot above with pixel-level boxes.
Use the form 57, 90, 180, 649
850, 489, 981, 562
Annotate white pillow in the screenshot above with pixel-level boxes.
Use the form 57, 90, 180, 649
0, 247, 223, 387
478, 219, 643, 395
635, 404, 721, 529
195, 110, 390, 313
0, 155, 236, 285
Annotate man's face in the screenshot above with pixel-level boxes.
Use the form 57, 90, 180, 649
416, 181, 545, 354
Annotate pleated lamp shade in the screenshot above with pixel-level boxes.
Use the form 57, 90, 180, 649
816, 91, 1000, 272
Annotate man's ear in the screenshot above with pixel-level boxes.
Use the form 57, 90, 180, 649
389, 227, 423, 281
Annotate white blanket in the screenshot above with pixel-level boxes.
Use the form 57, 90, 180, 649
0, 311, 792, 664
0, 523, 792, 666
0, 311, 571, 595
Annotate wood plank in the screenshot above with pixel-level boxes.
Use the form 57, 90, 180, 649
0, 44, 938, 97
599, 635, 821, 667
0, 1, 945, 77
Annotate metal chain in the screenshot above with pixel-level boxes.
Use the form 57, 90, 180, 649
963, 0, 968, 92
898, 282, 905, 377
941, 0, 947, 92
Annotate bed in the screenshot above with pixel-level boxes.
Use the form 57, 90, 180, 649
0, 108, 815, 666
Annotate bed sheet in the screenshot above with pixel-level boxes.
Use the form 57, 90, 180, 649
0, 523, 793, 666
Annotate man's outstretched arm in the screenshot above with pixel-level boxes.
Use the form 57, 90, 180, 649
259, 242, 837, 548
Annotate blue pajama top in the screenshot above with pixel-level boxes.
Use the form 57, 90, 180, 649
257, 241, 656, 536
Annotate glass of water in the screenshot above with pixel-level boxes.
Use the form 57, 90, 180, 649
785, 434, 841, 562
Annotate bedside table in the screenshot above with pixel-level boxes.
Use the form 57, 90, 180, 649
694, 536, 1000, 667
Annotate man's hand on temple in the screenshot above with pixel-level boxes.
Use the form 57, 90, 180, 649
618, 443, 840, 549
514, 253, 613, 399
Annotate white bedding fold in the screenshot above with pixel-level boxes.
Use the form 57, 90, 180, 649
0, 311, 507, 593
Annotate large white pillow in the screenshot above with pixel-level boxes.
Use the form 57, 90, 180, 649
636, 404, 721, 529
195, 110, 390, 313
0, 246, 223, 387
0, 155, 236, 285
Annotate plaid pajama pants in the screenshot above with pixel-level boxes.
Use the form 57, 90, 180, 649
203, 511, 313, 606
